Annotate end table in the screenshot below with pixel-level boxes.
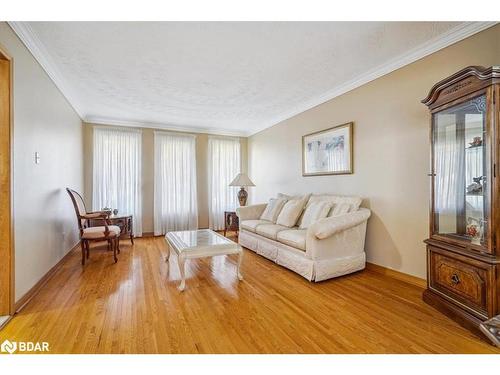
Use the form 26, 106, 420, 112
90, 214, 134, 244
224, 211, 239, 237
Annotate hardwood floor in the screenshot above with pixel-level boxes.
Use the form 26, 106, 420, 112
1, 236, 498, 354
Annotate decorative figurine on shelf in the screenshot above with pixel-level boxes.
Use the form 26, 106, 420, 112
113, 209, 119, 215
466, 224, 478, 238
466, 217, 483, 245
102, 207, 112, 215
467, 176, 484, 195
469, 136, 483, 148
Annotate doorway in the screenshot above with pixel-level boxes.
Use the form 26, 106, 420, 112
0, 45, 13, 320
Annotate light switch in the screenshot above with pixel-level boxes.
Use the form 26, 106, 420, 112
35, 152, 40, 164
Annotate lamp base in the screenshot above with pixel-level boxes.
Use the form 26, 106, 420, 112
238, 187, 248, 206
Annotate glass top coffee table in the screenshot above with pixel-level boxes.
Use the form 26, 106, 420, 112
165, 229, 243, 291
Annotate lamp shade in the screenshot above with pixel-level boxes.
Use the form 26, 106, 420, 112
229, 173, 255, 187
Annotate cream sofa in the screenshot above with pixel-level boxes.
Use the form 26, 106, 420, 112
236, 194, 371, 282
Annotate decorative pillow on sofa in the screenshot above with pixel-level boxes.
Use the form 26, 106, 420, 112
276, 199, 306, 227
277, 192, 292, 200
329, 203, 351, 216
299, 201, 332, 229
260, 198, 287, 223
305, 194, 361, 218
277, 193, 310, 201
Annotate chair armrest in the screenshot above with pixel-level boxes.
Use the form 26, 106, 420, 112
236, 204, 267, 221
81, 212, 111, 233
88, 210, 111, 216
81, 212, 109, 220
308, 208, 371, 240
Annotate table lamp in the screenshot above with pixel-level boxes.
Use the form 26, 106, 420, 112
229, 173, 255, 206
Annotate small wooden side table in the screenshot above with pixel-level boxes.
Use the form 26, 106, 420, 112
224, 211, 239, 237
91, 214, 134, 244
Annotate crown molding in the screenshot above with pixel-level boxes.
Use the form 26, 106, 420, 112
84, 116, 249, 137
8, 21, 85, 119
248, 21, 498, 136
8, 21, 497, 137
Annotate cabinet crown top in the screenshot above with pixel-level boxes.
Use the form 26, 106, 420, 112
422, 66, 500, 107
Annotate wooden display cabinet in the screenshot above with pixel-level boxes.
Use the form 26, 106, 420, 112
421, 66, 500, 341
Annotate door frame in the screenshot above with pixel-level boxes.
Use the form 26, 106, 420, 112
0, 44, 14, 316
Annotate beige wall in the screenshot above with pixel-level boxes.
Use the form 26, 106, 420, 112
248, 25, 500, 279
83, 123, 247, 232
0, 23, 84, 301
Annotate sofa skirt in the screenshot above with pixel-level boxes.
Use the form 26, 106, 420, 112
239, 230, 365, 282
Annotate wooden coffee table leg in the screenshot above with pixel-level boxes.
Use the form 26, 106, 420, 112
237, 251, 243, 281
178, 254, 186, 291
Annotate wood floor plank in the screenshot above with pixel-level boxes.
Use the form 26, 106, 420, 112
1, 236, 498, 354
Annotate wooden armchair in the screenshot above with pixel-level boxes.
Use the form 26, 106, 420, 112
66, 188, 120, 265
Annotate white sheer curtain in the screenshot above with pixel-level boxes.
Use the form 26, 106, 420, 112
93, 127, 142, 236
154, 132, 198, 235
208, 137, 241, 230
435, 121, 460, 214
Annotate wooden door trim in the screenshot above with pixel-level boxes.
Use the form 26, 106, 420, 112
0, 44, 14, 316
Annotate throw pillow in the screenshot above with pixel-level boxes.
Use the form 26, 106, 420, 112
276, 199, 306, 227
329, 203, 352, 217
308, 195, 362, 213
260, 198, 287, 223
277, 193, 292, 200
299, 201, 332, 229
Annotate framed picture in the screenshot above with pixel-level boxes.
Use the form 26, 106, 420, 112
302, 122, 353, 176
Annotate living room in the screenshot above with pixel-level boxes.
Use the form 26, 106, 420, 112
0, 0, 500, 371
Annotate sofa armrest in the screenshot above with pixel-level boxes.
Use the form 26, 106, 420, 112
236, 204, 267, 221
305, 208, 371, 260
308, 208, 371, 240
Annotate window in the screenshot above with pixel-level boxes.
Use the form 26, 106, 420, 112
154, 132, 198, 234
208, 137, 241, 230
92, 127, 142, 236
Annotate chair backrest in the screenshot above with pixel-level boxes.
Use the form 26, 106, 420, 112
66, 188, 87, 231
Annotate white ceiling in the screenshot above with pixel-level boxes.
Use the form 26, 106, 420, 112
10, 22, 495, 136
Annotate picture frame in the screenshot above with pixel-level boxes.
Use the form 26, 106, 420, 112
302, 122, 353, 176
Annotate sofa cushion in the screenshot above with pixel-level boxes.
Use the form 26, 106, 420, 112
276, 198, 307, 227
255, 224, 289, 240
260, 198, 287, 223
299, 201, 332, 229
330, 203, 351, 216
277, 229, 306, 251
307, 194, 362, 216
277, 193, 311, 201
241, 219, 270, 233
278, 194, 310, 224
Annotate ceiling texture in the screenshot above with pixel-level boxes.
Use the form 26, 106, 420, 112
9, 22, 496, 136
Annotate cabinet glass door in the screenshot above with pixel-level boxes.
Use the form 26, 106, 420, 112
432, 94, 488, 246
